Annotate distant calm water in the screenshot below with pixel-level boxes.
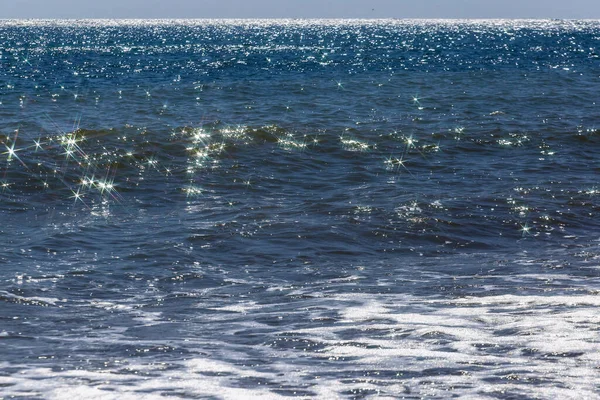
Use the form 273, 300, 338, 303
1, 19, 600, 399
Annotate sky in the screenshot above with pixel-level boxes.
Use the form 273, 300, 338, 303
3, 0, 600, 19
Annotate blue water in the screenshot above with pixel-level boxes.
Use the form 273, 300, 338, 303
1, 19, 600, 399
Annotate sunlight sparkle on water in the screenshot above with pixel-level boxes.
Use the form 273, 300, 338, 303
4, 143, 18, 161
520, 223, 533, 236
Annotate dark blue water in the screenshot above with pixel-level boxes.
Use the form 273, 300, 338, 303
1, 19, 600, 399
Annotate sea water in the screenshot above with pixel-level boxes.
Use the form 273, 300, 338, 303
1, 19, 600, 399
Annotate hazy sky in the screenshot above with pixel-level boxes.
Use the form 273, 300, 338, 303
3, 0, 600, 19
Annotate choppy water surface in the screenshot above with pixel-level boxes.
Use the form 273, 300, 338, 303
1, 19, 600, 399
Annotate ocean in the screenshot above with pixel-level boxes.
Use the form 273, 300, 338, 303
1, 19, 599, 399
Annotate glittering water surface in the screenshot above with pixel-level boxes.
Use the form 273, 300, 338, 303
1, 19, 600, 399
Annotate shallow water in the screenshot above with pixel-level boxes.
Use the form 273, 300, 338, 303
1, 19, 600, 399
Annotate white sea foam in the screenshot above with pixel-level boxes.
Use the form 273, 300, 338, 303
0, 290, 66, 306
3, 287, 600, 399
